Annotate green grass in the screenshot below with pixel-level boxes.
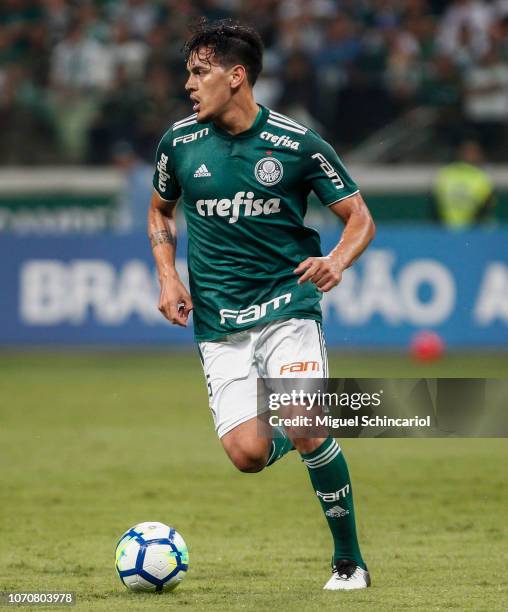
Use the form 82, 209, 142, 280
0, 352, 507, 611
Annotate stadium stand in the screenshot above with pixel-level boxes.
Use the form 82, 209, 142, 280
1, 0, 508, 165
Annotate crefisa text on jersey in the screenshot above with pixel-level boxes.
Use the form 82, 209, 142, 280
196, 191, 281, 224
157, 154, 170, 193
259, 131, 300, 150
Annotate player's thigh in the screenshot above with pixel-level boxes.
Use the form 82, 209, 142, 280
260, 318, 329, 441
261, 318, 328, 378
198, 334, 271, 459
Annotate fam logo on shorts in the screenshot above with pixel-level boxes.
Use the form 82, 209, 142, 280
255, 157, 283, 186
280, 361, 320, 375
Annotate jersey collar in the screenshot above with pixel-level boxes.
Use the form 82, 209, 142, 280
210, 104, 268, 140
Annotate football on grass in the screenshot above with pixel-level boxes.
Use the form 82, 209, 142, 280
115, 521, 189, 592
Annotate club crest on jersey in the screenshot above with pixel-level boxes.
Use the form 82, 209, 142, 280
254, 157, 283, 186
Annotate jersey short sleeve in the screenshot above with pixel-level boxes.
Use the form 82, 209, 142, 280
303, 131, 359, 206
152, 129, 182, 201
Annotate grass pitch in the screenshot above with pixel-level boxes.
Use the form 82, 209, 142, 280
0, 351, 507, 611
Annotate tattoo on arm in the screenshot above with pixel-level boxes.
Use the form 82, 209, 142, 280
149, 230, 176, 249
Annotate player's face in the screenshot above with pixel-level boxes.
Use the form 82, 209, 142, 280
185, 48, 234, 122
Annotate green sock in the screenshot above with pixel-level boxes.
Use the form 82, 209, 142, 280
301, 437, 365, 568
265, 428, 294, 467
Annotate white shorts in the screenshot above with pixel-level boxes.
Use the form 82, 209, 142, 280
197, 318, 328, 438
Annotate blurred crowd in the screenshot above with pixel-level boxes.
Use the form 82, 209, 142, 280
1, 0, 508, 165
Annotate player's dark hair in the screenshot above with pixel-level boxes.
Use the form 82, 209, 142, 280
183, 18, 263, 86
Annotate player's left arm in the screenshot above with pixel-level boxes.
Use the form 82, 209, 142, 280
294, 192, 375, 292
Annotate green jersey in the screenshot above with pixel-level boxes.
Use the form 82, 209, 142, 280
153, 105, 359, 342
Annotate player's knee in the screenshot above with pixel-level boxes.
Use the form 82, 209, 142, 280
229, 449, 267, 473
222, 429, 270, 473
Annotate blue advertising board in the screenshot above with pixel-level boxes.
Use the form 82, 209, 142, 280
0, 228, 506, 347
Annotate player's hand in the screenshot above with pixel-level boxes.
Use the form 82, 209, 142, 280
294, 256, 344, 292
158, 276, 193, 327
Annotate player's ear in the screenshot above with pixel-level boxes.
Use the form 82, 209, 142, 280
229, 64, 246, 90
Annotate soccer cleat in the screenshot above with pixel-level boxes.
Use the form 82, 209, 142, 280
323, 559, 371, 591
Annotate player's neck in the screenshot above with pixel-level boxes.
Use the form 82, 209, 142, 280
213, 96, 260, 136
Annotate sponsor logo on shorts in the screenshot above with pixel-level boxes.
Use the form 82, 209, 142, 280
317, 485, 350, 502
220, 293, 291, 325
325, 505, 349, 518
255, 157, 283, 186
279, 361, 320, 375
260, 131, 300, 150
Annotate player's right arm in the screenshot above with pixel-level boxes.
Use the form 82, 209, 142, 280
149, 129, 192, 327
148, 190, 193, 326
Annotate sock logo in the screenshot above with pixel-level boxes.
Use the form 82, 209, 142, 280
316, 484, 350, 502
325, 505, 349, 518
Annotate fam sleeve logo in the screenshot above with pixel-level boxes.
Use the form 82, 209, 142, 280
255, 157, 283, 186
311, 152, 344, 189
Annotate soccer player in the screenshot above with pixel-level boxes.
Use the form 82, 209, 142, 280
148, 19, 375, 590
